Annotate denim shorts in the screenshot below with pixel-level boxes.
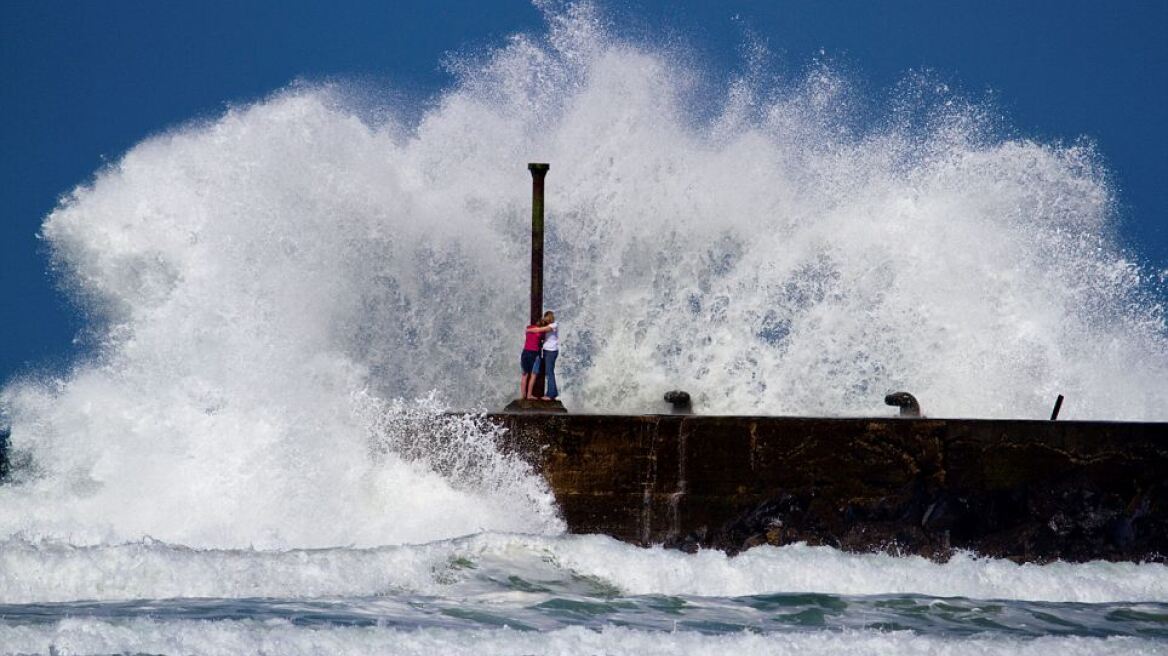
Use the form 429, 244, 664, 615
520, 349, 540, 374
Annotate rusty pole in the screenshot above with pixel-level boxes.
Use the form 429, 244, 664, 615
528, 163, 549, 399
528, 163, 549, 324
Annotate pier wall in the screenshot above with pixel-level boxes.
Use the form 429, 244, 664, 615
1, 418, 1163, 561
490, 414, 1168, 562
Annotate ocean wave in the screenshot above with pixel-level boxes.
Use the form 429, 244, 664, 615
1, 534, 1164, 604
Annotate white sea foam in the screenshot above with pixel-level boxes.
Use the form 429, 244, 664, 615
0, 620, 1161, 656
2, 534, 1164, 604
0, 394, 562, 548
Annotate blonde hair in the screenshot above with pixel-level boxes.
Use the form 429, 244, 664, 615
542, 310, 555, 324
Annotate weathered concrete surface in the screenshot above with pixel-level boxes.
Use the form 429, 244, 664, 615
501, 398, 568, 414
490, 414, 1168, 562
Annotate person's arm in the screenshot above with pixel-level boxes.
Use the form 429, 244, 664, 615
526, 325, 553, 333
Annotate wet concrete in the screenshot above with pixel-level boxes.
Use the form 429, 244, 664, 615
490, 413, 1168, 562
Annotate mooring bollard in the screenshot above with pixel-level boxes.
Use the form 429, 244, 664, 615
664, 390, 693, 414
885, 391, 921, 417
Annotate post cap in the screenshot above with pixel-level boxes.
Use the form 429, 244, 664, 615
527, 163, 550, 172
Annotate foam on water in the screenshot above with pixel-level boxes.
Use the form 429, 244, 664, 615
1, 0, 1166, 548
0, 621, 1162, 656
1, 534, 1166, 604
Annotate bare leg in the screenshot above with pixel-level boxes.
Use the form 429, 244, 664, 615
525, 374, 536, 400
520, 374, 529, 399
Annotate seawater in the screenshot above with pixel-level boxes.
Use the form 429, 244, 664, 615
1, 535, 1167, 654
1, 2, 1166, 654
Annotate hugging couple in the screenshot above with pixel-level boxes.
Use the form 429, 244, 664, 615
520, 310, 559, 401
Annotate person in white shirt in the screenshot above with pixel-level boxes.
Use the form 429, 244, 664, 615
533, 310, 559, 401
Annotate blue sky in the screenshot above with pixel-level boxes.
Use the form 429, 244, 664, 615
2, 1, 1166, 384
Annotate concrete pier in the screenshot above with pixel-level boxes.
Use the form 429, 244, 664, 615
490, 413, 1168, 562
1, 415, 1163, 561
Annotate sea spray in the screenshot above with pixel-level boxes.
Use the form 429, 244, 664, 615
354, 392, 562, 526
0, 385, 560, 547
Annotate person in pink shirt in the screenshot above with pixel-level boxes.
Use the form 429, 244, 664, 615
520, 318, 553, 400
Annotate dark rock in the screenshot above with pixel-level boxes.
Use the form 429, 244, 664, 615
0, 428, 8, 482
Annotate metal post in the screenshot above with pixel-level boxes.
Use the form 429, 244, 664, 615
528, 163, 549, 325
528, 163, 549, 399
